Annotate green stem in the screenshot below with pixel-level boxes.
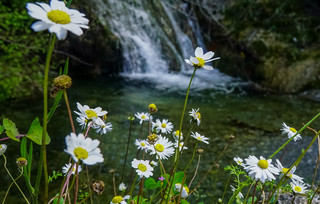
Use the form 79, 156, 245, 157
184, 142, 198, 171
121, 119, 133, 183
269, 111, 320, 159
129, 175, 138, 202
309, 184, 320, 204
35, 34, 56, 203
162, 68, 197, 203
266, 130, 320, 204
221, 174, 231, 202
2, 155, 30, 204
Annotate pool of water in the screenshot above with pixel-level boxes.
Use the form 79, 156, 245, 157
0, 75, 320, 203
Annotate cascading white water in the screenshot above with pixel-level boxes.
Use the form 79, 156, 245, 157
91, 0, 246, 92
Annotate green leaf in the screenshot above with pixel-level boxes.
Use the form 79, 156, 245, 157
63, 57, 69, 74
53, 194, 64, 204
173, 171, 185, 185
27, 118, 51, 145
180, 200, 190, 204
3, 118, 20, 142
47, 90, 63, 123
0, 126, 4, 135
145, 177, 157, 189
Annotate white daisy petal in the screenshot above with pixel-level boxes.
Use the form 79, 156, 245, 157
195, 47, 203, 57
202, 51, 214, 60
31, 21, 51, 31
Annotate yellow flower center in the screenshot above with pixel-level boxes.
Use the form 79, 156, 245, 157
141, 115, 146, 119
161, 123, 166, 128
257, 159, 269, 169
155, 144, 164, 152
74, 147, 88, 160
282, 168, 293, 178
196, 112, 201, 119
197, 136, 202, 140
148, 103, 157, 110
174, 130, 180, 136
294, 186, 302, 192
85, 110, 98, 119
138, 163, 147, 172
141, 142, 145, 147
184, 186, 190, 194
195, 57, 205, 67
237, 161, 242, 165
0, 145, 2, 149
290, 127, 297, 133
111, 196, 123, 203
47, 10, 71, 25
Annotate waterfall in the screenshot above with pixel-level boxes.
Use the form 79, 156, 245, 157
90, 0, 246, 92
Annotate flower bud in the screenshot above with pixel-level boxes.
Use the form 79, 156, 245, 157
147, 133, 158, 144
16, 157, 28, 167
0, 144, 7, 155
53, 75, 72, 89
127, 115, 135, 121
148, 103, 158, 113
109, 169, 117, 174
91, 180, 105, 195
196, 149, 204, 154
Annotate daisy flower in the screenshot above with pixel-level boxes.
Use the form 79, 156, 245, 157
62, 163, 82, 175
230, 185, 244, 199
173, 130, 183, 141
64, 133, 104, 165
185, 47, 220, 70
74, 102, 107, 121
148, 136, 175, 160
189, 108, 201, 126
134, 139, 150, 151
281, 122, 302, 141
0, 144, 7, 155
110, 195, 130, 204
175, 183, 189, 199
134, 112, 150, 124
244, 155, 279, 183
275, 159, 303, 182
290, 180, 307, 194
191, 132, 209, 144
93, 117, 112, 135
152, 119, 173, 134
131, 159, 154, 178
174, 141, 188, 152
118, 183, 126, 192
76, 116, 89, 129
26, 0, 89, 40
234, 157, 245, 167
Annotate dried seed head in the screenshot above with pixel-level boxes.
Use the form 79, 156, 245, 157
91, 180, 105, 195
147, 133, 158, 144
16, 157, 28, 167
53, 75, 72, 89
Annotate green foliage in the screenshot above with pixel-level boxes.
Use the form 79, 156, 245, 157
224, 0, 320, 47
27, 117, 51, 145
0, 0, 48, 101
48, 171, 63, 183
3, 118, 20, 142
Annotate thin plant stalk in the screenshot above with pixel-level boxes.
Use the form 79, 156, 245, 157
162, 68, 197, 203
184, 142, 198, 171
309, 184, 320, 204
129, 175, 138, 202
243, 181, 255, 204
73, 162, 80, 204
86, 165, 94, 204
269, 111, 320, 159
63, 90, 76, 133
2, 155, 30, 204
137, 177, 144, 204
311, 135, 320, 189
221, 174, 231, 202
35, 34, 56, 203
252, 181, 259, 204
121, 118, 133, 183
113, 171, 117, 196
188, 154, 201, 188
266, 130, 320, 204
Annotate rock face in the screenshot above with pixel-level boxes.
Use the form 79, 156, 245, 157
192, 0, 320, 93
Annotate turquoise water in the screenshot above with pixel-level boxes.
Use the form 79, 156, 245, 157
0, 76, 320, 203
